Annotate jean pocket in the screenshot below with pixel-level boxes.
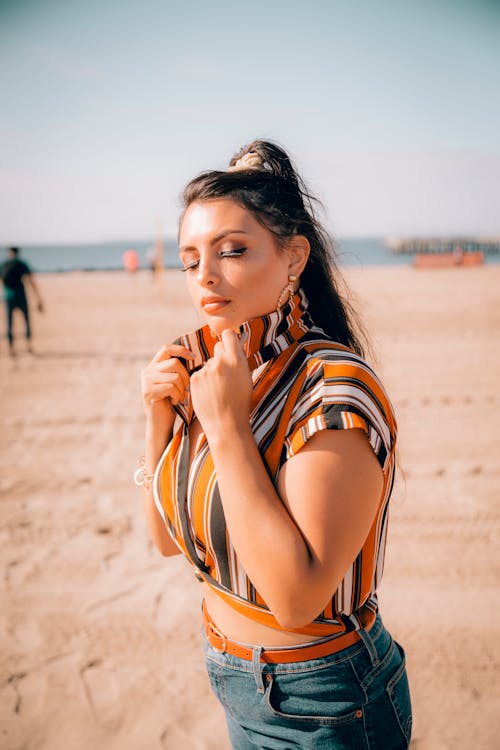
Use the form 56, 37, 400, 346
263, 673, 365, 728
204, 653, 227, 707
386, 643, 412, 743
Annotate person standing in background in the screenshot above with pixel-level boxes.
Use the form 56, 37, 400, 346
1, 246, 44, 356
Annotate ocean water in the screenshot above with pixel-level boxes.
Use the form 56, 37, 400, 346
2, 237, 498, 273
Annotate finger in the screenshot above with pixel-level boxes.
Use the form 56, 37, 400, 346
152, 343, 195, 364
155, 358, 191, 390
151, 345, 169, 363
151, 343, 195, 364
147, 380, 184, 404
213, 340, 225, 360
147, 372, 189, 401
150, 372, 188, 388
220, 328, 245, 361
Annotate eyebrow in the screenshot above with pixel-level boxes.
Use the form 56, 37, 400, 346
179, 229, 249, 254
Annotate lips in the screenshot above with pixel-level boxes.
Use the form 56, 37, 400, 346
201, 295, 230, 313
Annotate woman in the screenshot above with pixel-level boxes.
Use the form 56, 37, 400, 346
138, 140, 412, 749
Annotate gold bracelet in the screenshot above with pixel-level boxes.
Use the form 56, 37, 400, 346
133, 456, 155, 490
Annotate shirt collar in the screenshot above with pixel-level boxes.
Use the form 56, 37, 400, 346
172, 288, 313, 423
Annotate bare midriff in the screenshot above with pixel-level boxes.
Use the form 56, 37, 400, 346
202, 584, 327, 647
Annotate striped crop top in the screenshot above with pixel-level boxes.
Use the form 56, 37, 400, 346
153, 290, 397, 636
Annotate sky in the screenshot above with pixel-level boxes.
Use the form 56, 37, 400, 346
1, 0, 499, 242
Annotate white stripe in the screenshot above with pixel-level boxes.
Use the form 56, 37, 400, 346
341, 564, 353, 613
264, 309, 280, 345
237, 558, 248, 597
375, 494, 390, 586
227, 537, 249, 598
153, 440, 173, 524
227, 538, 239, 593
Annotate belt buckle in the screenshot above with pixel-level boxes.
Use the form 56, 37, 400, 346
207, 621, 227, 654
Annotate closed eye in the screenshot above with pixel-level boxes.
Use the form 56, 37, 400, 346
180, 259, 199, 272
180, 247, 247, 272
220, 247, 246, 259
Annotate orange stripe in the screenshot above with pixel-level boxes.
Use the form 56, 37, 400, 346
191, 450, 213, 545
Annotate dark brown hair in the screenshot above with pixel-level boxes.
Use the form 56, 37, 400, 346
180, 140, 368, 356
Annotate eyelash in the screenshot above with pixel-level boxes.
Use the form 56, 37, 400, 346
181, 247, 247, 272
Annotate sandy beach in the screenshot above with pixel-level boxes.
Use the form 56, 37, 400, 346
1, 265, 499, 750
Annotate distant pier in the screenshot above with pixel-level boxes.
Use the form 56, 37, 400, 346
384, 237, 500, 256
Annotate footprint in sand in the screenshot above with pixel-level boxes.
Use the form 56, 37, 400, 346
7, 672, 27, 714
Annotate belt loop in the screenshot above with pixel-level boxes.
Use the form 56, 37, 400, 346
252, 646, 265, 693
358, 624, 379, 667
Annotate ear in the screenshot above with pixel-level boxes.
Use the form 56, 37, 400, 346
285, 235, 310, 278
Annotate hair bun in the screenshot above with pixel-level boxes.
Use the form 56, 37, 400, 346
227, 150, 271, 173
229, 140, 302, 190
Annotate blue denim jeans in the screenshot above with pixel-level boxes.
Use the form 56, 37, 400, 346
203, 614, 412, 749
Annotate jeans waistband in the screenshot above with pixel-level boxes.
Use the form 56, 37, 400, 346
202, 600, 378, 665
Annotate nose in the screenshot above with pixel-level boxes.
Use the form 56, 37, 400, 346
196, 252, 219, 287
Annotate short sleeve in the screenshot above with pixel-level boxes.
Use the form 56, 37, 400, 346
283, 355, 396, 471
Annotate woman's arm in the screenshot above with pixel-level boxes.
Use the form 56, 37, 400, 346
140, 343, 194, 557
190, 329, 383, 628
208, 424, 382, 628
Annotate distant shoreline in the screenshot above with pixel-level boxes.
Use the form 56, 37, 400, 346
3, 237, 500, 274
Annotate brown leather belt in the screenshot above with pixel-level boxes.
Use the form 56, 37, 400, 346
202, 600, 363, 664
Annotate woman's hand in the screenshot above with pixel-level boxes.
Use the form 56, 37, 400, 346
141, 343, 194, 559
141, 343, 194, 430
190, 329, 252, 436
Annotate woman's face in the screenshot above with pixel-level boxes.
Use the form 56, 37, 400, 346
178, 199, 295, 336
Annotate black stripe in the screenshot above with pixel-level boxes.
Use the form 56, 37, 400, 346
176, 426, 209, 573
209, 486, 232, 588
249, 582, 257, 604
353, 552, 363, 611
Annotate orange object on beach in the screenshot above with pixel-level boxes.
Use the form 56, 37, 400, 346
123, 249, 139, 272
413, 251, 484, 269
462, 251, 485, 266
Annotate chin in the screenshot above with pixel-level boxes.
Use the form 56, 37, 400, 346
200, 312, 236, 335
208, 320, 241, 337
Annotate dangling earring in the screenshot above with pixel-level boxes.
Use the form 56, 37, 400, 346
276, 274, 297, 310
